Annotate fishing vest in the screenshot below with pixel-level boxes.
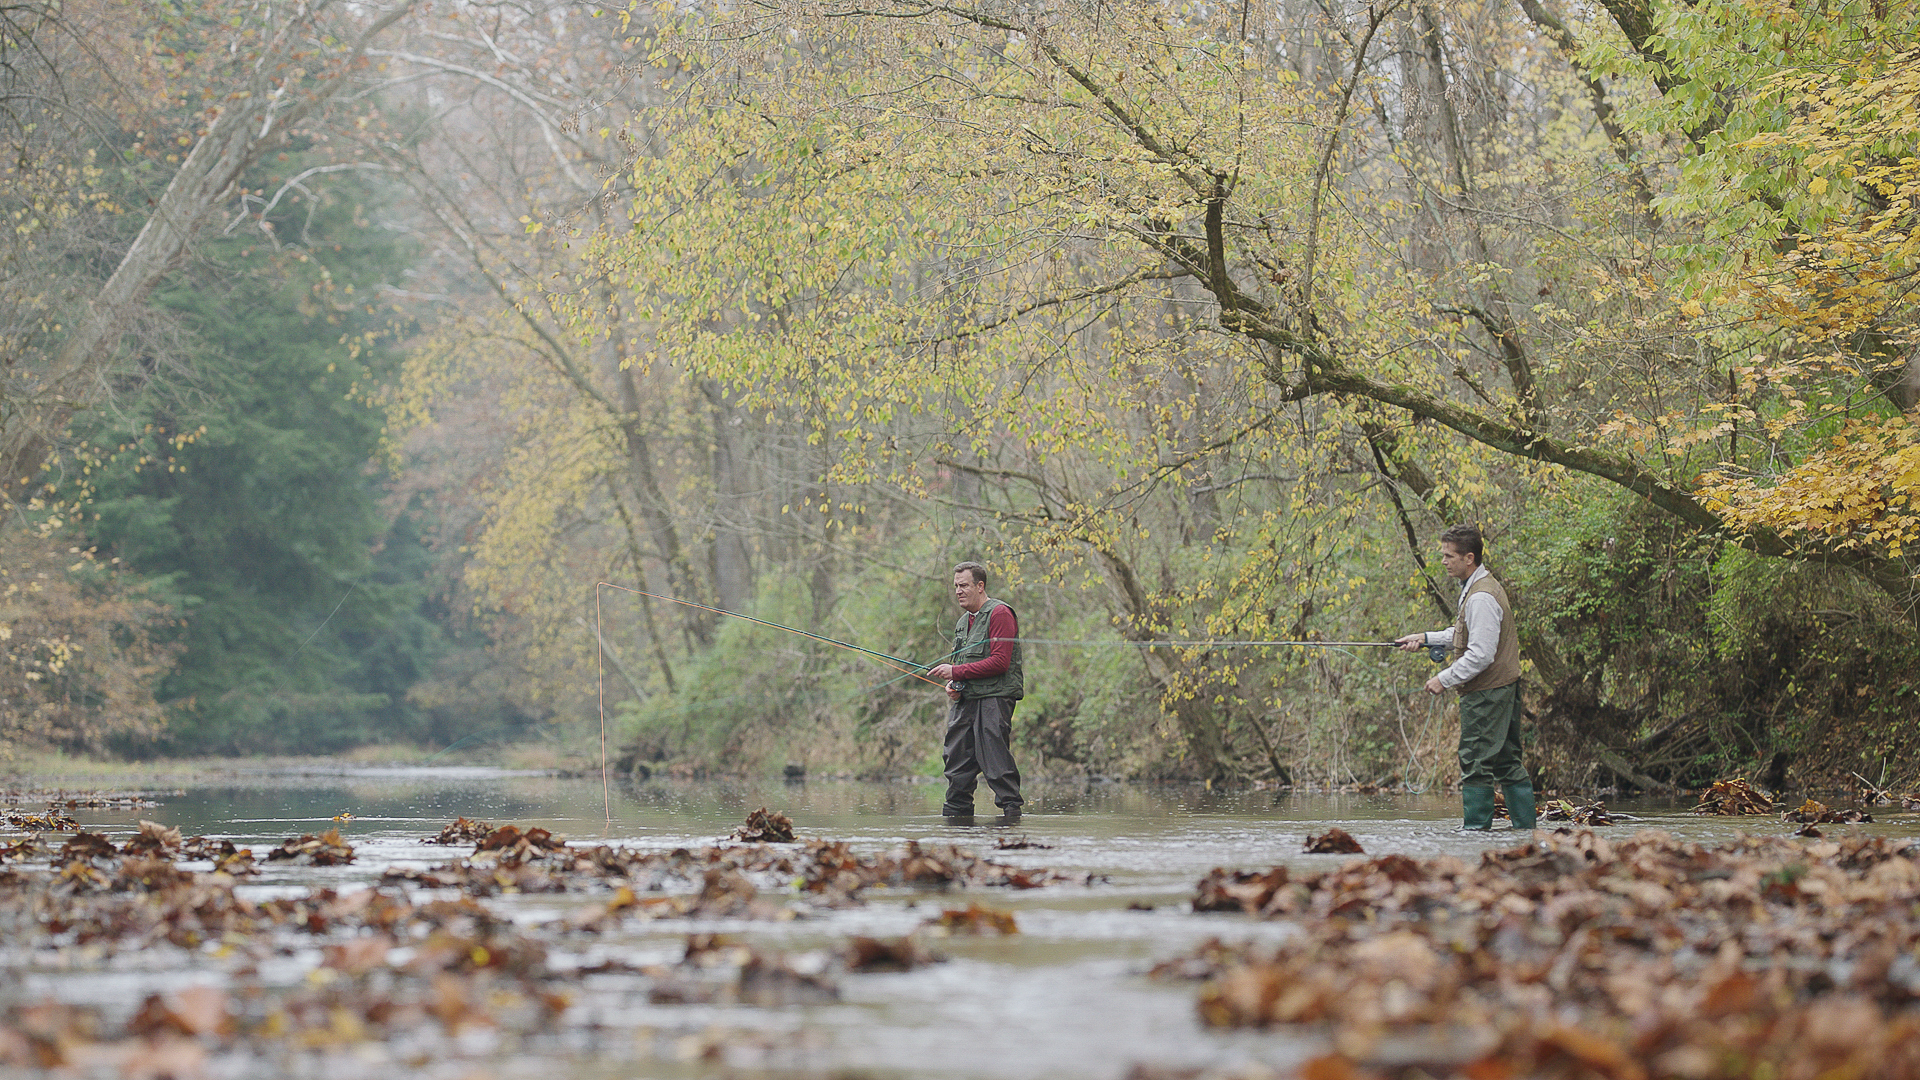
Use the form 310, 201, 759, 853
1451, 573, 1522, 693
951, 598, 1024, 702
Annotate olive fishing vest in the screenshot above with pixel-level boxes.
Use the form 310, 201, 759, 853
951, 597, 1024, 701
1451, 574, 1522, 693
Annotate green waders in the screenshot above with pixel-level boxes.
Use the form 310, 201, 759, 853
1458, 681, 1534, 830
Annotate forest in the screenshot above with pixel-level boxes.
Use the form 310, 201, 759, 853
2, 0, 1917, 792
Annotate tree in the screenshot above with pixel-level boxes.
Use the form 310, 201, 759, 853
611, 0, 1920, 615
0, 0, 416, 506
62, 169, 446, 753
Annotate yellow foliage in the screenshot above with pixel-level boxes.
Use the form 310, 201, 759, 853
1704, 416, 1920, 556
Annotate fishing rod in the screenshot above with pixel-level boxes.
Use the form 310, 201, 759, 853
998, 638, 1452, 661
595, 582, 948, 688
1004, 637, 1399, 649
590, 581, 953, 824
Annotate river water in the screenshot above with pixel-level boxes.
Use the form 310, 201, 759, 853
11, 768, 1918, 1079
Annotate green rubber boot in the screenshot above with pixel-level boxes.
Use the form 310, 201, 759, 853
1462, 785, 1496, 830
1503, 783, 1537, 831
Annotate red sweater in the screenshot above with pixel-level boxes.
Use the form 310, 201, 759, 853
951, 604, 1018, 680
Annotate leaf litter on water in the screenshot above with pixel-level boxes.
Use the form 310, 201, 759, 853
0, 811, 1078, 1074
1159, 827, 1920, 1079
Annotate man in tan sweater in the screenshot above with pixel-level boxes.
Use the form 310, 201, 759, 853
1394, 524, 1534, 831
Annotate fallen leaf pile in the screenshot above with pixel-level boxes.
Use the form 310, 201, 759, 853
424, 816, 494, 844
387, 826, 1072, 903
1167, 828, 1920, 1079
1694, 776, 1772, 814
1304, 828, 1365, 854
730, 807, 796, 842
474, 822, 568, 858
1541, 798, 1616, 826
647, 933, 839, 1006
121, 820, 181, 858
265, 828, 355, 866
921, 902, 1018, 936
1782, 797, 1874, 824
2, 807, 77, 832
843, 934, 942, 972
0, 789, 160, 809
0, 818, 1069, 1073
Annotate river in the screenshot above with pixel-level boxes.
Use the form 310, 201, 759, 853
4, 768, 1912, 1079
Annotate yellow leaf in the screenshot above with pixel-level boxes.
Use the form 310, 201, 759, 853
1809, 176, 1829, 195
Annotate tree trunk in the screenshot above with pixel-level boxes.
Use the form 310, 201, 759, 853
0, 0, 415, 500
701, 379, 754, 613
616, 369, 713, 646
1088, 542, 1233, 780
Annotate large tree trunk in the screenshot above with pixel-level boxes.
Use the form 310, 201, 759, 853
0, 0, 414, 501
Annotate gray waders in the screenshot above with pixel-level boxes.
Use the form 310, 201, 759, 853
942, 696, 1023, 817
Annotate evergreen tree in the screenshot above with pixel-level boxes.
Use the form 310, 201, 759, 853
70, 171, 447, 753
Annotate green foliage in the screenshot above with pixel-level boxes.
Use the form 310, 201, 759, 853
383, 0, 1920, 787
59, 172, 448, 754
1514, 484, 1718, 696
611, 549, 959, 775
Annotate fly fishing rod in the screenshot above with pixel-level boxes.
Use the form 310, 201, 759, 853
589, 581, 952, 825
595, 583, 948, 688
999, 638, 1452, 661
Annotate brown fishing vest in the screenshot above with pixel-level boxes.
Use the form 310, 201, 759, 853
1451, 573, 1521, 693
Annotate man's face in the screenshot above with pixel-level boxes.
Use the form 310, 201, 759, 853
952, 571, 987, 613
1438, 542, 1478, 582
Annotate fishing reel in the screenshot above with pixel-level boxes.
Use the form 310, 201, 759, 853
1427, 642, 1449, 664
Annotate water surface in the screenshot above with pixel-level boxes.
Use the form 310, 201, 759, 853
9, 770, 1915, 1079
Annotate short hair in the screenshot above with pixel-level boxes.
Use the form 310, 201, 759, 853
952, 561, 988, 586
1440, 524, 1484, 566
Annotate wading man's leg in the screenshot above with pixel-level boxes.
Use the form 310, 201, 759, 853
1458, 683, 1530, 829
943, 699, 982, 818
1484, 685, 1534, 829
1457, 687, 1501, 829
974, 697, 1023, 817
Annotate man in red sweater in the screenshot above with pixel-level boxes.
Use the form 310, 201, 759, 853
927, 562, 1025, 824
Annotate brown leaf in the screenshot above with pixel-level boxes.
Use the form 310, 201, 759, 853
844, 935, 939, 972
731, 807, 797, 843
321, 936, 393, 976
126, 986, 229, 1038
120, 820, 181, 858
1305, 828, 1365, 854
923, 903, 1018, 936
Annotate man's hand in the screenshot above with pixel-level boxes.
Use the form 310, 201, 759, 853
1424, 675, 1446, 694
1394, 632, 1426, 653
929, 663, 955, 680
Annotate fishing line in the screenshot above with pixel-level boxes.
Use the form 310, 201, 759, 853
591, 582, 953, 826
597, 582, 946, 687
1001, 637, 1403, 649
